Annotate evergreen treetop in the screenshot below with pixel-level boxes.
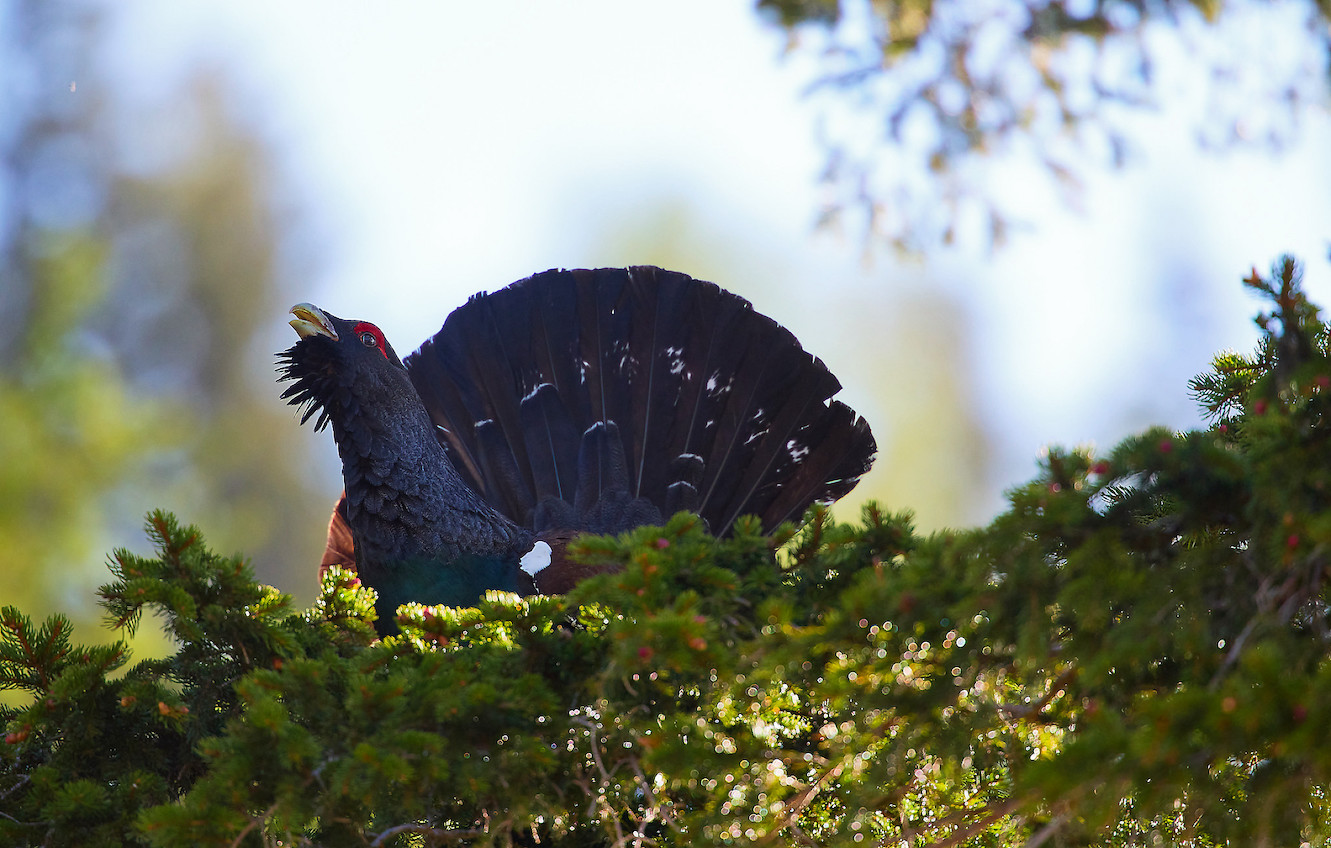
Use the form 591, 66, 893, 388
4, 256, 1331, 846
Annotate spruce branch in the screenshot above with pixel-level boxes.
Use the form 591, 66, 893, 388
8, 255, 1331, 846
0, 608, 72, 694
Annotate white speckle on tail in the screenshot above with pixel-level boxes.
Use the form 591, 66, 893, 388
523, 382, 554, 403
519, 541, 553, 576
665, 346, 686, 375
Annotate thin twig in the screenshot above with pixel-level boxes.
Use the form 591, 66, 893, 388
628, 753, 678, 839
572, 715, 626, 847
926, 797, 1024, 848
0, 774, 31, 802
1024, 813, 1067, 847
785, 821, 817, 848
0, 809, 40, 827
754, 759, 847, 847
228, 801, 280, 848
998, 666, 1077, 721
369, 822, 488, 846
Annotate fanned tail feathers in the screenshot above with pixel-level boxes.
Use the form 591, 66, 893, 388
405, 266, 876, 536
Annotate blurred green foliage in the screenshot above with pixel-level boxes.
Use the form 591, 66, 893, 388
4, 257, 1331, 846
0, 235, 173, 626
0, 1, 330, 644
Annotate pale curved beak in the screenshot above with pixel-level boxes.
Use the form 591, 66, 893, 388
289, 303, 338, 341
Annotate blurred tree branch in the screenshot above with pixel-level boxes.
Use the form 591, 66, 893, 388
759, 0, 1331, 250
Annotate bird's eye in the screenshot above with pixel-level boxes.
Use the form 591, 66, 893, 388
352, 321, 388, 358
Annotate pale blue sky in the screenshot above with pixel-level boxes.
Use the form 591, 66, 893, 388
95, 0, 1331, 525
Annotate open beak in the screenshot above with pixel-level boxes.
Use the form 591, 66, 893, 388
289, 303, 338, 341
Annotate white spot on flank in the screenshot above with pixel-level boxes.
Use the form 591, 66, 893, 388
520, 541, 552, 576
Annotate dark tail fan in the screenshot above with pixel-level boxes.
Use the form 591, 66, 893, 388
403, 266, 876, 538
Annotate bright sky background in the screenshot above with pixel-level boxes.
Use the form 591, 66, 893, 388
98, 0, 1331, 527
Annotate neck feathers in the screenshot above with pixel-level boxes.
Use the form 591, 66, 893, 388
333, 385, 531, 579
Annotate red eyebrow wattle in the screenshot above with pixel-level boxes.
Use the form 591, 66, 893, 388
352, 321, 388, 358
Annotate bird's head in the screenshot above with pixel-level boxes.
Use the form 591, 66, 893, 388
278, 303, 416, 432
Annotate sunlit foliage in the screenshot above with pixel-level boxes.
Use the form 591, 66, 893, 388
4, 256, 1331, 845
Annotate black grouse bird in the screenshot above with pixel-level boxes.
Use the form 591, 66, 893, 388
279, 266, 875, 633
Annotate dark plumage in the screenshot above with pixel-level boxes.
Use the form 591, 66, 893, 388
279, 266, 875, 633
